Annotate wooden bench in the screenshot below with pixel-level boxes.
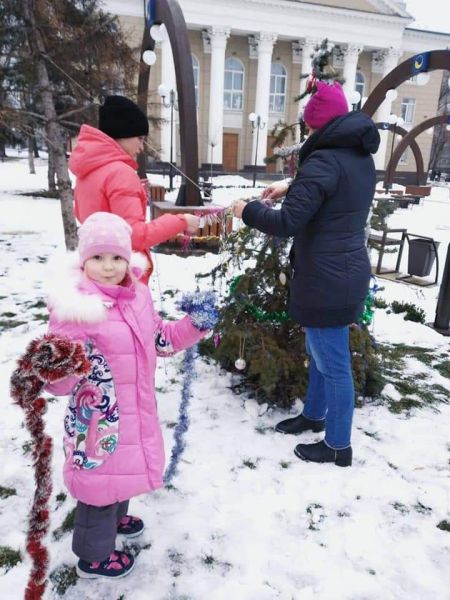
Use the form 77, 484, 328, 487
369, 228, 407, 274
376, 188, 403, 196
405, 185, 431, 197
404, 185, 432, 206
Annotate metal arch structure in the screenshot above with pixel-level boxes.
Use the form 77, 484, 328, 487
362, 49, 450, 118
384, 115, 450, 188
137, 0, 202, 206
375, 123, 425, 186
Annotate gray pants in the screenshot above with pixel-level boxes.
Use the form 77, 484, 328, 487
72, 499, 129, 562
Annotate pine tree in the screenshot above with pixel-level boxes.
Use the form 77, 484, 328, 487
199, 227, 383, 409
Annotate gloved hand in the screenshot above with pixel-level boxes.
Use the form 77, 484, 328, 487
177, 290, 219, 331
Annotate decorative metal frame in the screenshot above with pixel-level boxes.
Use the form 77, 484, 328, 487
375, 122, 425, 186
384, 115, 450, 188
362, 50, 450, 117
137, 0, 202, 206
362, 50, 450, 189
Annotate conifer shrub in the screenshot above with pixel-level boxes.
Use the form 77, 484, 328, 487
390, 301, 426, 323
199, 228, 383, 409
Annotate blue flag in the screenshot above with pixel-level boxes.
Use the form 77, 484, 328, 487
145, 0, 156, 27
411, 52, 429, 75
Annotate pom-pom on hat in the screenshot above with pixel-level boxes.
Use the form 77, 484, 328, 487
303, 81, 349, 130
78, 212, 132, 266
98, 95, 149, 139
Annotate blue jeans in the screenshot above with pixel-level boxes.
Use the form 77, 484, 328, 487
302, 326, 354, 450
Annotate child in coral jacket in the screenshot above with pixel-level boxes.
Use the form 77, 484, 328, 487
69, 95, 200, 283
45, 212, 213, 579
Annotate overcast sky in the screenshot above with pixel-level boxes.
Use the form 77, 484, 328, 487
405, 0, 450, 34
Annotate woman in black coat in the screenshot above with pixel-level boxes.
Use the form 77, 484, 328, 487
233, 82, 380, 467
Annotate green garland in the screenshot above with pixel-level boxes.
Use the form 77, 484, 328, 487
229, 275, 379, 327
229, 276, 290, 324
359, 277, 379, 326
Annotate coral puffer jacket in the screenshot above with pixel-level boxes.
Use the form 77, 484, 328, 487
69, 125, 187, 252
46, 258, 204, 507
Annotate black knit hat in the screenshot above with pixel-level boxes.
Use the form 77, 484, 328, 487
98, 95, 149, 139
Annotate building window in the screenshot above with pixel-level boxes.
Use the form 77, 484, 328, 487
269, 63, 287, 113
192, 54, 199, 108
406, 75, 418, 85
224, 58, 244, 111
401, 98, 416, 125
355, 71, 365, 106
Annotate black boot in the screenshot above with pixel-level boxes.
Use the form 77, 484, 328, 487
275, 413, 325, 435
294, 440, 352, 467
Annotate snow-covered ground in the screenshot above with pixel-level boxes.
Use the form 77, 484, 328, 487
0, 158, 449, 600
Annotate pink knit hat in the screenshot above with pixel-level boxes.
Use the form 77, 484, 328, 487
78, 212, 132, 265
303, 81, 349, 130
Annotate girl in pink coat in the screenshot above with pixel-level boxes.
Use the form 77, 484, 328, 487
45, 212, 214, 579
69, 96, 200, 283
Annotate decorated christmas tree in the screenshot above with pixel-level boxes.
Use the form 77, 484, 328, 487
199, 37, 383, 410
199, 228, 383, 410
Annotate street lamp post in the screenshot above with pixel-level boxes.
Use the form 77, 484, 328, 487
385, 113, 404, 192
158, 84, 178, 192
249, 112, 266, 188
348, 90, 361, 112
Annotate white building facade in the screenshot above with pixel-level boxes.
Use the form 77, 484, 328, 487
103, 0, 450, 178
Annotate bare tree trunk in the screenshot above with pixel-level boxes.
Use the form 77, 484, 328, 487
47, 144, 57, 194
33, 136, 39, 158
0, 136, 6, 161
28, 136, 36, 174
21, 0, 78, 250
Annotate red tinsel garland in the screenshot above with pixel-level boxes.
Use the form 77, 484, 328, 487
10, 334, 90, 600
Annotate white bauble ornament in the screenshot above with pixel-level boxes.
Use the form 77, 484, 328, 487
235, 358, 247, 370
279, 272, 287, 286
150, 24, 167, 42
142, 50, 157, 66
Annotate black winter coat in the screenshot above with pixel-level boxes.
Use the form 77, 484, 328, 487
242, 111, 380, 327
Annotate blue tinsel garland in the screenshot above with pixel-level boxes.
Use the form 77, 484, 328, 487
177, 290, 219, 331
163, 345, 197, 484
164, 291, 218, 484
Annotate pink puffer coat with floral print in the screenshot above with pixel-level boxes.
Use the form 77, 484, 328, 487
45, 256, 205, 507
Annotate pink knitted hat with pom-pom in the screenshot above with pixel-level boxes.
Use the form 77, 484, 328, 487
78, 212, 132, 266
303, 81, 349, 130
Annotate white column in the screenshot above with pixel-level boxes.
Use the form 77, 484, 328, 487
207, 27, 230, 166
374, 47, 402, 170
252, 32, 277, 166
298, 37, 321, 118
159, 38, 176, 163
342, 44, 363, 108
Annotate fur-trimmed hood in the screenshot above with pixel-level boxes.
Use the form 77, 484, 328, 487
46, 251, 148, 324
